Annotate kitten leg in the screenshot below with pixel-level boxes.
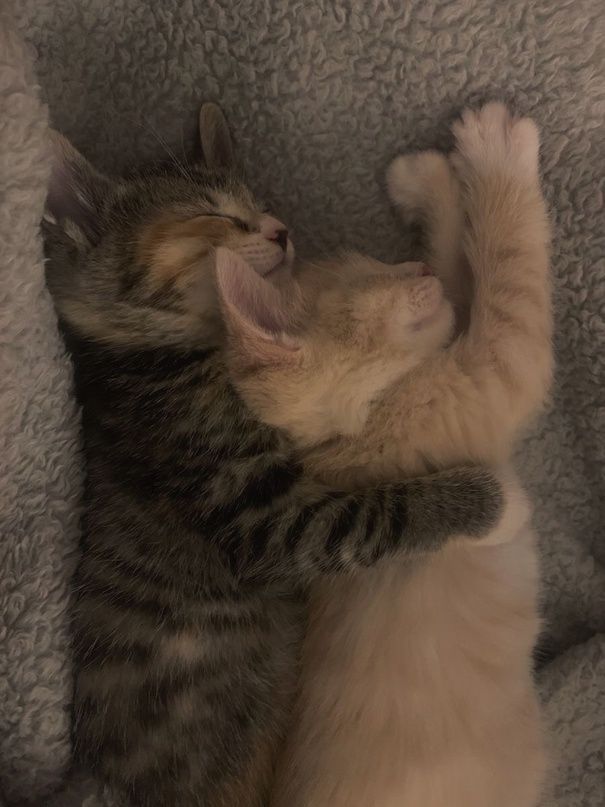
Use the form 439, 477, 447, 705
368, 104, 551, 464
386, 150, 470, 323
451, 102, 553, 424
216, 466, 510, 584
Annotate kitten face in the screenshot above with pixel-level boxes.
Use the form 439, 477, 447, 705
312, 256, 452, 351
127, 177, 294, 284
44, 106, 293, 348
216, 250, 455, 444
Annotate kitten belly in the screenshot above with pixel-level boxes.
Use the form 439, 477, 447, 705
272, 533, 545, 807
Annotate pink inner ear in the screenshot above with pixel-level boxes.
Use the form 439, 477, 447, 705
215, 247, 296, 340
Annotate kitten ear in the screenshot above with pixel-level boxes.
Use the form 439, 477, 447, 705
46, 130, 114, 244
199, 103, 235, 170
215, 248, 300, 364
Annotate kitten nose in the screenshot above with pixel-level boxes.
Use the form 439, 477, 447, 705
260, 216, 289, 252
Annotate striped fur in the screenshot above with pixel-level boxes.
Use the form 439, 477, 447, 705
58, 331, 504, 807
43, 112, 508, 807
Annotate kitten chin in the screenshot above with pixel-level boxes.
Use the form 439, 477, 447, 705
405, 295, 456, 350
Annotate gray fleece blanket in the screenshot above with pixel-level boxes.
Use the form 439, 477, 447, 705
1, 1, 603, 805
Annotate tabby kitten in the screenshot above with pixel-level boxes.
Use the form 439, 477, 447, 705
43, 106, 518, 807
217, 103, 550, 807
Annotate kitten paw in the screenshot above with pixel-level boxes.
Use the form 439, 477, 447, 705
452, 102, 540, 183
386, 150, 452, 222
480, 466, 531, 547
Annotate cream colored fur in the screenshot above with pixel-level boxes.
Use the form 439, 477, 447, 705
225, 104, 552, 807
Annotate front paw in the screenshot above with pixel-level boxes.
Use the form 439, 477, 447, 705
386, 150, 452, 223
452, 102, 540, 184
480, 465, 531, 547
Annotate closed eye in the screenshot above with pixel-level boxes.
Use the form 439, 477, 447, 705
197, 213, 252, 232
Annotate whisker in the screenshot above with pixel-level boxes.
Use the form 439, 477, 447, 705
146, 119, 195, 182
124, 114, 195, 182
180, 121, 189, 167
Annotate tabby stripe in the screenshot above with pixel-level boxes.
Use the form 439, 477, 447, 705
64, 327, 215, 379
119, 348, 215, 380
124, 757, 191, 804
204, 609, 269, 632
77, 569, 187, 629
132, 659, 265, 730
134, 368, 206, 395
386, 486, 409, 548
172, 431, 278, 462
283, 501, 321, 553
355, 496, 380, 565
237, 461, 302, 508
246, 515, 276, 565
376, 487, 392, 546
363, 488, 388, 562
213, 523, 248, 577
157, 472, 214, 500
324, 497, 363, 558
89, 543, 181, 592
203, 462, 301, 529
73, 632, 152, 667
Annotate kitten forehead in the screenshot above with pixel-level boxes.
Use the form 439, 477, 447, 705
211, 189, 258, 221
110, 176, 235, 220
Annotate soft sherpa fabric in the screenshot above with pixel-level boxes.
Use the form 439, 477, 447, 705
1, 0, 603, 805
0, 7, 83, 805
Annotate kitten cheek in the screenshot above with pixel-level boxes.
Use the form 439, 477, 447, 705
408, 278, 444, 324
408, 299, 454, 341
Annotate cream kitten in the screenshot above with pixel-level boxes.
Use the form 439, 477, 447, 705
216, 103, 551, 807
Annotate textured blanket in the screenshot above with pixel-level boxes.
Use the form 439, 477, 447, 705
1, 1, 603, 805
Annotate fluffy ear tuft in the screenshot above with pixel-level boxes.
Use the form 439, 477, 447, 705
199, 103, 235, 171
215, 248, 300, 364
46, 130, 114, 244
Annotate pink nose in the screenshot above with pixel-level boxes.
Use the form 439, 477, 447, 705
260, 215, 288, 252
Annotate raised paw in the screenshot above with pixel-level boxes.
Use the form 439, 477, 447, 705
386, 150, 452, 223
452, 102, 540, 183
477, 465, 531, 547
